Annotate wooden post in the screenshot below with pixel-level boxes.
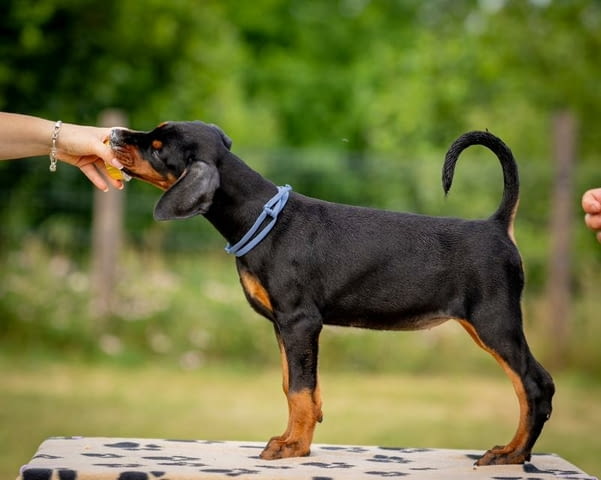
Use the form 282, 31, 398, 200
90, 109, 127, 318
547, 111, 576, 367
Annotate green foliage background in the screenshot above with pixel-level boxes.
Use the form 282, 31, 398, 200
1, 0, 600, 373
1, 2, 601, 476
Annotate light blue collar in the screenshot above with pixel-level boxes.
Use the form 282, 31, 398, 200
225, 185, 292, 257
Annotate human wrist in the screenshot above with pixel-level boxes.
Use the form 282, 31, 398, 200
48, 120, 62, 172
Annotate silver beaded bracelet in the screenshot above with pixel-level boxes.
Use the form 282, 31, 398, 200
49, 120, 62, 172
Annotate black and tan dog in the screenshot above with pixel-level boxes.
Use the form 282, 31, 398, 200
109, 122, 554, 466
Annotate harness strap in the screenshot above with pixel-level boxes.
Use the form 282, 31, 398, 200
225, 185, 292, 257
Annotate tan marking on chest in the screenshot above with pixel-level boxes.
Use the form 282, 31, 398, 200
240, 272, 272, 312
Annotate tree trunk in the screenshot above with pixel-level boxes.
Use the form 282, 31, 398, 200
90, 109, 127, 319
547, 111, 577, 367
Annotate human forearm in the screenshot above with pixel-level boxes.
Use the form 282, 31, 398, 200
0, 112, 124, 191
0, 113, 57, 160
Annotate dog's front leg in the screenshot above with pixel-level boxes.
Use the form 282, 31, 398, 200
260, 315, 323, 460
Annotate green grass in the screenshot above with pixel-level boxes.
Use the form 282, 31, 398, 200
1, 359, 599, 479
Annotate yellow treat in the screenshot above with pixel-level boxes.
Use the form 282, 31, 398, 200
105, 163, 125, 180
103, 135, 128, 181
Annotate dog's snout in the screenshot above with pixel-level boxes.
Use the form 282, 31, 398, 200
108, 128, 130, 147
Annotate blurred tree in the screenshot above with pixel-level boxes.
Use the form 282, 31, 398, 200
1, 0, 600, 271
1, 0, 600, 370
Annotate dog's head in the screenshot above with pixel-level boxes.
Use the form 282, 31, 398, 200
110, 121, 232, 220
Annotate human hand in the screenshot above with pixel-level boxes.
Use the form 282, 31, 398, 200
55, 123, 125, 192
582, 188, 601, 243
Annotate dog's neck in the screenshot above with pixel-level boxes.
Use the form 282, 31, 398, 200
204, 152, 280, 246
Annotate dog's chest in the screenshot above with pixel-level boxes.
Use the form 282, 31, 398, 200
238, 270, 274, 316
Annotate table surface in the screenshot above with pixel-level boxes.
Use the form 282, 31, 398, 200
18, 436, 597, 480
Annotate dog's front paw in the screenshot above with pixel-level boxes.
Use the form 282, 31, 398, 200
476, 446, 530, 466
260, 436, 310, 460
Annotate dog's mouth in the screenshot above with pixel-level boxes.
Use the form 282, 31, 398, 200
107, 131, 178, 191
101, 136, 131, 182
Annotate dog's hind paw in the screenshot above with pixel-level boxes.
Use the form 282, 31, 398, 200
260, 437, 310, 460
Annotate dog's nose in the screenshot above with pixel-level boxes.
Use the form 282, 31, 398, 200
109, 128, 127, 146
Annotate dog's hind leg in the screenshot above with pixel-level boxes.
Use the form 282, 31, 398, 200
457, 313, 554, 466
260, 314, 323, 460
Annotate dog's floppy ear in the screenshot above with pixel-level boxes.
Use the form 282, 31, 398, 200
153, 161, 220, 220
209, 123, 232, 150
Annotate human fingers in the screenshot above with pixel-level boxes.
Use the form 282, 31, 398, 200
59, 153, 124, 190
96, 131, 124, 169
74, 156, 123, 191
584, 213, 601, 231
93, 158, 124, 190
79, 163, 111, 192
582, 188, 601, 214
57, 124, 123, 169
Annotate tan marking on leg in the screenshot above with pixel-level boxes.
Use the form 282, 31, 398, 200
261, 388, 321, 459
457, 319, 530, 459
274, 338, 321, 443
286, 389, 322, 440
263, 334, 322, 459
240, 272, 273, 312
314, 379, 323, 423
278, 337, 289, 396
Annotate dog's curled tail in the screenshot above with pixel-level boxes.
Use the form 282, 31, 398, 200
442, 130, 519, 228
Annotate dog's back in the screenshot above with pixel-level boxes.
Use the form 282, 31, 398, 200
264, 131, 523, 330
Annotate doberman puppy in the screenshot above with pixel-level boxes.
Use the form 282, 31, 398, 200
109, 121, 554, 466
